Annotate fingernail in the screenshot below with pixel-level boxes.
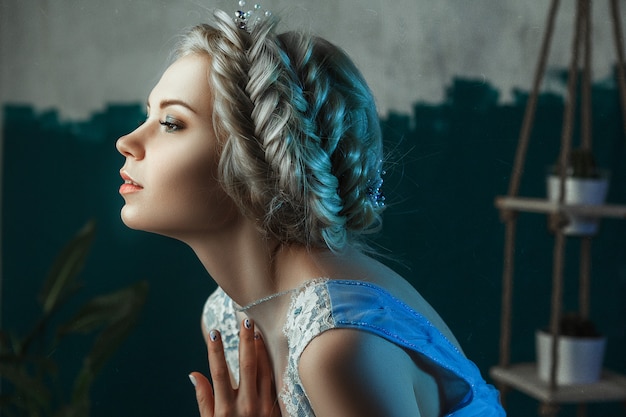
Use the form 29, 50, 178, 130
244, 318, 251, 329
209, 329, 219, 341
188, 374, 197, 387
254, 331, 261, 340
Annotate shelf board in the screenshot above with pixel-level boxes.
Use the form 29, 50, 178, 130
495, 196, 626, 218
490, 363, 626, 404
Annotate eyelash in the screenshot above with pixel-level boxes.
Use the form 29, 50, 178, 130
159, 120, 182, 133
140, 111, 184, 133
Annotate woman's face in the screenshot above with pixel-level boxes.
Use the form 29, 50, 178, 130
116, 54, 239, 241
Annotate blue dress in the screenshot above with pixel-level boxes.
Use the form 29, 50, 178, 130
202, 278, 505, 416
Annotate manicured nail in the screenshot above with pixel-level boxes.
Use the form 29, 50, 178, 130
209, 329, 219, 341
244, 318, 251, 329
254, 331, 261, 340
188, 374, 197, 387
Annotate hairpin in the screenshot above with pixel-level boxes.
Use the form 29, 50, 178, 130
366, 167, 386, 208
234, 1, 271, 33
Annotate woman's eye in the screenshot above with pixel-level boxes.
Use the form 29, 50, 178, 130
159, 116, 183, 133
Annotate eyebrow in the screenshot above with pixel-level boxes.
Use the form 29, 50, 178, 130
146, 99, 198, 114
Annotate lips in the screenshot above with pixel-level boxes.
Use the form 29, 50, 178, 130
119, 170, 143, 194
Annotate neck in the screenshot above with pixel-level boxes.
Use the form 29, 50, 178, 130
183, 218, 281, 308
182, 218, 356, 329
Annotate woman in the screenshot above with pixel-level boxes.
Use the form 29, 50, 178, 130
116, 6, 505, 417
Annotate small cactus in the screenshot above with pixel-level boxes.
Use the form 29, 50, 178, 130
568, 148, 600, 178
559, 313, 601, 338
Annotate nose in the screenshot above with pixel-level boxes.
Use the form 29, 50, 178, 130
116, 126, 145, 159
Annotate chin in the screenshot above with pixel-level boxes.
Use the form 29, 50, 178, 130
120, 207, 150, 231
120, 212, 141, 231
119, 209, 186, 241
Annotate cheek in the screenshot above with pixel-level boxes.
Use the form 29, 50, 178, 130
162, 149, 221, 200
151, 148, 237, 230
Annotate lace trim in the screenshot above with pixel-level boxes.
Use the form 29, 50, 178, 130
281, 279, 335, 417
202, 288, 241, 384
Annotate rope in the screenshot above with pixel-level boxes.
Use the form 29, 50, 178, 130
497, 0, 561, 379
579, 237, 592, 319
581, 0, 592, 150
498, 219, 516, 368
549, 0, 585, 392
578, 0, 592, 323
556, 0, 583, 201
610, 0, 626, 140
549, 231, 567, 391
506, 0, 561, 199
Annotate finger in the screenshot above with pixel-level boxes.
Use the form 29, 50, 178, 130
238, 318, 258, 399
207, 329, 235, 405
189, 372, 215, 417
254, 332, 279, 416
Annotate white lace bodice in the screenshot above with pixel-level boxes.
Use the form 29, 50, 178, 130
202, 279, 332, 416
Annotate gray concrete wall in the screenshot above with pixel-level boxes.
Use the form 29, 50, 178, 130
1, 0, 624, 120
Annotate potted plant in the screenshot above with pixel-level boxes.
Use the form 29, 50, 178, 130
536, 313, 606, 385
547, 148, 609, 235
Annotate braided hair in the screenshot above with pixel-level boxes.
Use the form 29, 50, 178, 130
175, 10, 384, 252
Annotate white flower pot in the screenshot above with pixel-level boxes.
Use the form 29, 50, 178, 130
536, 330, 606, 385
547, 175, 609, 235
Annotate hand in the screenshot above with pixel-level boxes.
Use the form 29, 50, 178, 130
189, 318, 281, 417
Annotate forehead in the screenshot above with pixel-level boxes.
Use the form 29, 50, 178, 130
148, 54, 213, 114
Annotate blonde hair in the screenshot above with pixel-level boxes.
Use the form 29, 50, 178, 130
175, 10, 384, 252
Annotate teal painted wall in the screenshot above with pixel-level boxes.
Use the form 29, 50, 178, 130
2, 77, 625, 416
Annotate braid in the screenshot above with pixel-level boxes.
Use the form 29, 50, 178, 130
275, 34, 349, 249
207, 12, 265, 216
175, 10, 383, 252
278, 33, 383, 247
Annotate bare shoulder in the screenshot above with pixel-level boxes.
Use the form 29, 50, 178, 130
298, 328, 440, 417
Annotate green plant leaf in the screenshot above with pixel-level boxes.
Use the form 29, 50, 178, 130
0, 362, 52, 414
58, 280, 148, 336
2, 221, 148, 416
64, 280, 149, 405
52, 398, 90, 417
39, 221, 96, 315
